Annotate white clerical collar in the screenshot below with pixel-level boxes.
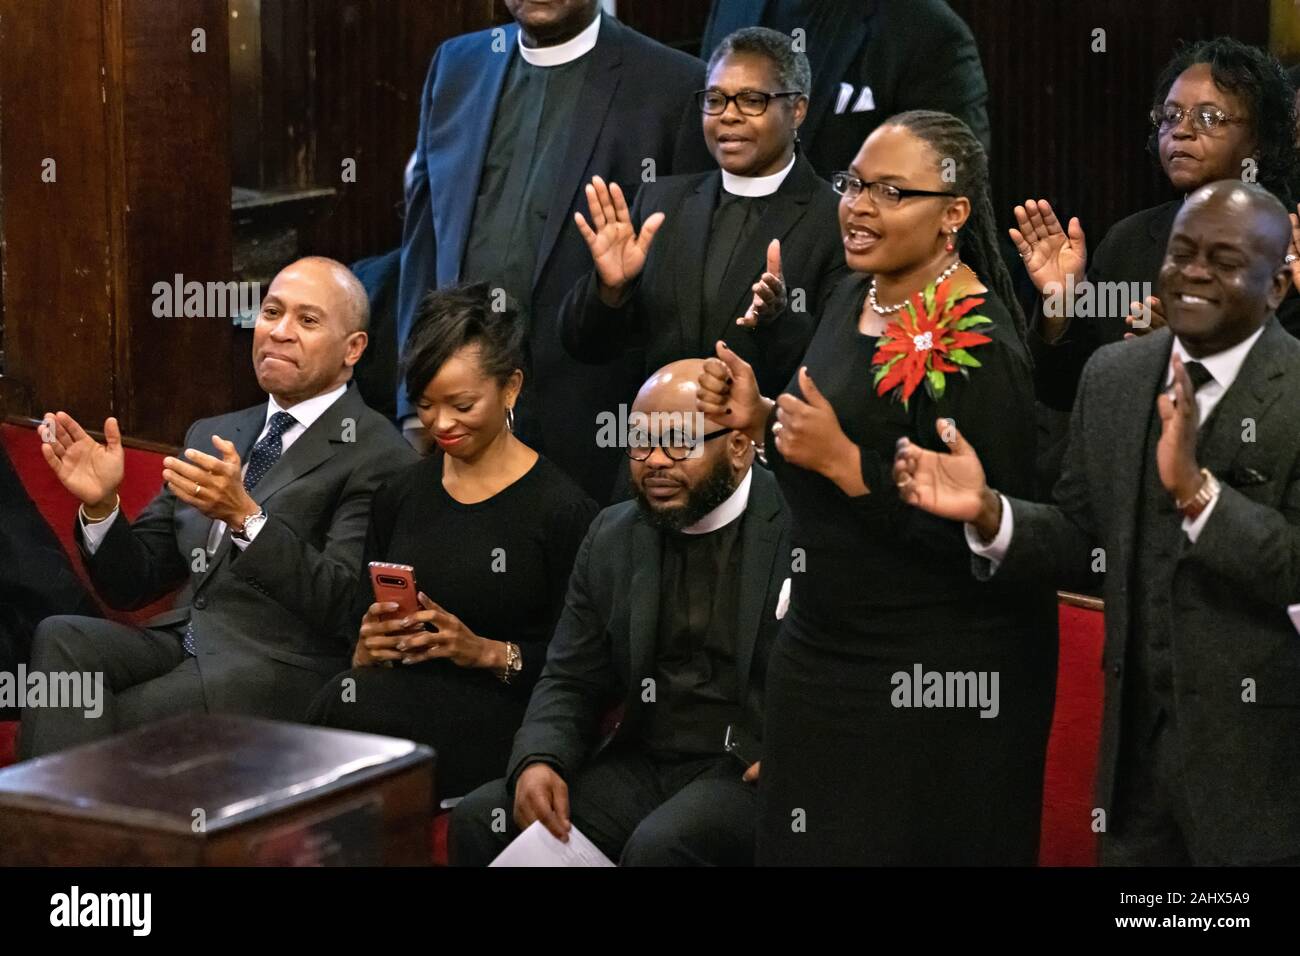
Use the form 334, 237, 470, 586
682, 468, 753, 535
1167, 326, 1264, 393
268, 383, 347, 431
721, 154, 796, 198
516, 12, 601, 67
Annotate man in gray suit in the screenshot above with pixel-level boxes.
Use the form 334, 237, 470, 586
20, 257, 416, 759
450, 359, 790, 866
893, 181, 1300, 865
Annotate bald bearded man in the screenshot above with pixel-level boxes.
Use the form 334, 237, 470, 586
21, 257, 416, 759
450, 359, 790, 866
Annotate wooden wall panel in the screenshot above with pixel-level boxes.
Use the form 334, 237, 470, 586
0, 2, 117, 420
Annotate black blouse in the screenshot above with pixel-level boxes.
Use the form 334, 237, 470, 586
350, 452, 598, 695
768, 273, 1050, 639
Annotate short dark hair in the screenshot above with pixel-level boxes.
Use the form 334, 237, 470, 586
707, 26, 811, 97
1148, 37, 1299, 205
401, 283, 525, 404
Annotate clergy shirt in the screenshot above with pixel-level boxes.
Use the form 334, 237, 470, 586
80, 384, 348, 555
459, 15, 599, 316
642, 469, 753, 757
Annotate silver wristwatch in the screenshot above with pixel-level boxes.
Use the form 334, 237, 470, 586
233, 509, 266, 542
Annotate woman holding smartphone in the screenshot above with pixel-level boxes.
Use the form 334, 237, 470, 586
308, 283, 597, 800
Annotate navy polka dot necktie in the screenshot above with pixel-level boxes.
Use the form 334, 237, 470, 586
243, 411, 297, 494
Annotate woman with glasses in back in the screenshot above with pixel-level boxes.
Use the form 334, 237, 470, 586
1013, 37, 1300, 416
697, 111, 1058, 865
559, 26, 847, 398
308, 284, 597, 801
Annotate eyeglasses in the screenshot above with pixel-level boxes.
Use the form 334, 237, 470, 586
627, 427, 732, 462
1150, 103, 1243, 133
696, 89, 803, 116
831, 172, 956, 207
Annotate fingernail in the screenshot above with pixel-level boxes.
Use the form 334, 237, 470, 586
396, 642, 406, 651
399, 619, 410, 628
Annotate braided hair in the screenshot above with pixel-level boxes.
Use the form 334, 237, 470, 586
886, 110, 1028, 347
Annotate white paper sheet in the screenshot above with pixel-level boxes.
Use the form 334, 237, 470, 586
1288, 603, 1300, 637
489, 820, 616, 867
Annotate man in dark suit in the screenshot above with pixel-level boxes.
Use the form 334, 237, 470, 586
396, 0, 712, 503
894, 181, 1300, 865
20, 257, 417, 759
0, 443, 101, 714
701, 0, 990, 177
561, 26, 847, 398
450, 359, 790, 866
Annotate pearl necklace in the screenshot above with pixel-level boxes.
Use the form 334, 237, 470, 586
868, 258, 963, 315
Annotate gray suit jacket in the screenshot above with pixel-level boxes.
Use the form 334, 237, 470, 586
507, 464, 790, 788
979, 319, 1300, 863
76, 385, 417, 717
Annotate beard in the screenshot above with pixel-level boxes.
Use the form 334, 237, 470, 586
631, 454, 738, 533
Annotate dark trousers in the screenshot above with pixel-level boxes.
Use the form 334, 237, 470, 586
450, 745, 757, 867
18, 614, 204, 760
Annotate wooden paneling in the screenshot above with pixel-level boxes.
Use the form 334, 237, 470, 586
0, 0, 235, 445
949, 0, 1270, 238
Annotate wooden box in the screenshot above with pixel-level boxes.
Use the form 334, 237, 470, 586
0, 714, 435, 866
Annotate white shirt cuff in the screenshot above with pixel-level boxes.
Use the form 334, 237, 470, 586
79, 503, 121, 555
1182, 491, 1219, 543
965, 493, 1013, 569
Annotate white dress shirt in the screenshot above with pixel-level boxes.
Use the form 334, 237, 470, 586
81, 384, 349, 555
967, 328, 1265, 568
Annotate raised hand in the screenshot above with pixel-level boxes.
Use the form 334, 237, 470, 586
773, 367, 864, 494
1123, 295, 1165, 339
39, 412, 125, 514
696, 340, 770, 442
893, 419, 991, 525
737, 239, 787, 329
1156, 355, 1203, 503
1009, 199, 1088, 298
1287, 208, 1300, 292
162, 435, 259, 529
573, 176, 664, 305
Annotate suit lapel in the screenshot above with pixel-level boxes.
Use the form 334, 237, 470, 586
733, 472, 781, 696
1195, 319, 1289, 476
708, 156, 818, 348
249, 388, 359, 508
673, 173, 721, 356
434, 27, 516, 282
1111, 333, 1173, 576
532, 19, 623, 291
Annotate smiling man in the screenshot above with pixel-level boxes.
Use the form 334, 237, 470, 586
20, 257, 416, 759
450, 359, 791, 867
892, 181, 1300, 865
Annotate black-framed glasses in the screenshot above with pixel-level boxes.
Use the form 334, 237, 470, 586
627, 427, 732, 462
1150, 103, 1244, 133
696, 88, 803, 116
831, 172, 956, 207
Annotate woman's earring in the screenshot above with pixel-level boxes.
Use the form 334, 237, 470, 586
506, 405, 515, 432
945, 228, 958, 253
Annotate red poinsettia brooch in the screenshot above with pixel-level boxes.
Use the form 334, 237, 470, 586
871, 277, 993, 408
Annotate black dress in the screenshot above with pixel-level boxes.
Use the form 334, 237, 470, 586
308, 452, 598, 800
756, 274, 1059, 865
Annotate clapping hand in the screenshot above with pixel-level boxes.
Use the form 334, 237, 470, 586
893, 419, 999, 538
40, 412, 124, 517
736, 239, 787, 329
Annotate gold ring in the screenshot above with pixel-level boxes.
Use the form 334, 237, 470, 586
194, 483, 201, 496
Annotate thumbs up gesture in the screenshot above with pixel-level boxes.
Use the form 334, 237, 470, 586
737, 239, 787, 329
773, 367, 866, 493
